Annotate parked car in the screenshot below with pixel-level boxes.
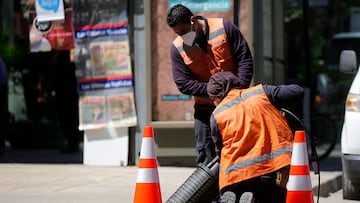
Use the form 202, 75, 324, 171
322, 32, 360, 116
339, 49, 360, 200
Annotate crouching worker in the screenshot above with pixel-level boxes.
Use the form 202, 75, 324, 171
207, 71, 304, 203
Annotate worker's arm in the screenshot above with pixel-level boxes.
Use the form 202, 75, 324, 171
263, 84, 305, 110
170, 44, 208, 96
224, 19, 253, 89
210, 114, 222, 157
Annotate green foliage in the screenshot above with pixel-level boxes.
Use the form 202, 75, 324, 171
0, 31, 27, 70
284, 8, 303, 23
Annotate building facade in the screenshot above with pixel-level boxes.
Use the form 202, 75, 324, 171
0, 0, 285, 166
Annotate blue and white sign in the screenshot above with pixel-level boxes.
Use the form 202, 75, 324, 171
168, 0, 231, 12
35, 0, 65, 22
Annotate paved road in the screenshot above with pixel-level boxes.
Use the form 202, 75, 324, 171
316, 190, 360, 203
311, 145, 360, 202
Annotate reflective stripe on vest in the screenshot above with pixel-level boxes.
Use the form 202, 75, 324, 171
225, 147, 293, 175
213, 87, 264, 116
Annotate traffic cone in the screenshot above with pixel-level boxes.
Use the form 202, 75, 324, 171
286, 130, 314, 203
133, 126, 162, 203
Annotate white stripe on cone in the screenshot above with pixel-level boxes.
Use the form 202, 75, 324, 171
136, 168, 160, 183
140, 137, 156, 159
291, 142, 309, 165
287, 175, 312, 191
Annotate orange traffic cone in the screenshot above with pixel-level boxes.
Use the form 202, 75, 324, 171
286, 130, 314, 203
134, 126, 162, 203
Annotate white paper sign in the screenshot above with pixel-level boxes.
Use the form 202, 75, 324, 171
35, 0, 65, 22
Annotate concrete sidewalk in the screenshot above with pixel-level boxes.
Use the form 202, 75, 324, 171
0, 164, 193, 203
0, 163, 342, 203
0, 147, 343, 203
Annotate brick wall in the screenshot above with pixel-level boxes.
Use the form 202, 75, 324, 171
150, 0, 249, 121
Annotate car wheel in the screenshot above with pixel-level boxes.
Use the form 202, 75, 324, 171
343, 173, 360, 200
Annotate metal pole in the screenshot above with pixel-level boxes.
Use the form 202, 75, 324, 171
302, 0, 311, 87
302, 0, 311, 142
234, 0, 240, 26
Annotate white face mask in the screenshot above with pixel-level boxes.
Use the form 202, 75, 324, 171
181, 22, 196, 46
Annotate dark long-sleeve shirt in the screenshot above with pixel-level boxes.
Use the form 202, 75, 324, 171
263, 84, 305, 110
170, 16, 253, 97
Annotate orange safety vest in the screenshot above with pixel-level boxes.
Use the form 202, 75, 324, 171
173, 18, 236, 105
213, 84, 293, 190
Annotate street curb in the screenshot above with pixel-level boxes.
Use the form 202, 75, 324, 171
312, 174, 342, 197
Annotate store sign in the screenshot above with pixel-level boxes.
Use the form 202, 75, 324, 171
35, 0, 65, 22
168, 0, 231, 11
162, 94, 191, 101
29, 9, 75, 52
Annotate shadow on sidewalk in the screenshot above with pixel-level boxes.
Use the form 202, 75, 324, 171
318, 156, 342, 171
315, 143, 342, 172
0, 143, 343, 167
0, 146, 83, 164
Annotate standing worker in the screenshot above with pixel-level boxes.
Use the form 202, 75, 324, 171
166, 4, 253, 167
207, 71, 304, 203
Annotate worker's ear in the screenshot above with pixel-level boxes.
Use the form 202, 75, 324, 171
190, 16, 196, 24
213, 97, 222, 106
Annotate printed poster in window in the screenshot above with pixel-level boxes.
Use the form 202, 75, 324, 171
89, 41, 131, 78
107, 93, 136, 127
79, 96, 106, 129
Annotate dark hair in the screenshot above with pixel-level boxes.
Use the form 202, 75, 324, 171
207, 71, 240, 99
166, 4, 193, 27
